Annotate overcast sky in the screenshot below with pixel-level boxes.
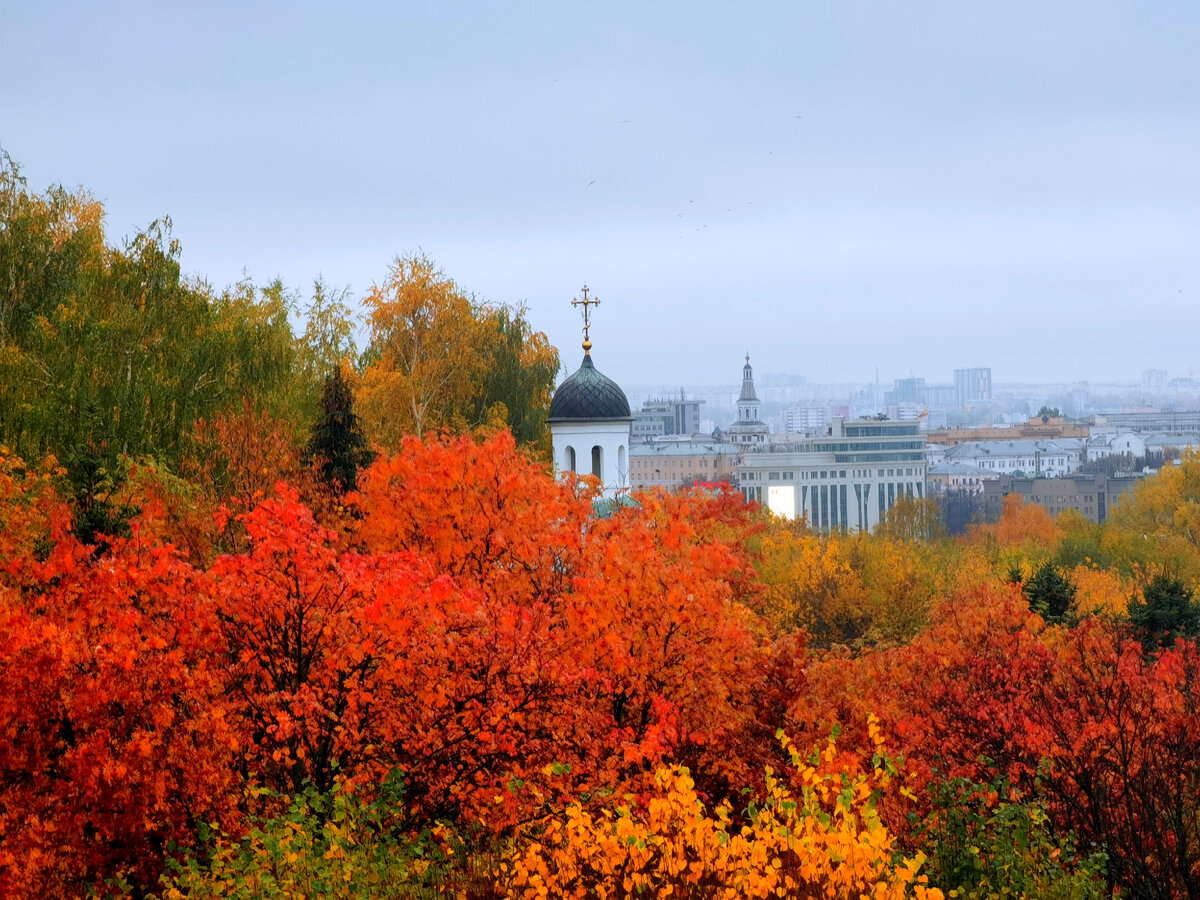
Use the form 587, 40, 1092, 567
5, 1, 1198, 389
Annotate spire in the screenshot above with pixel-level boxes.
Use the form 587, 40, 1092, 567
739, 353, 758, 403
572, 284, 600, 355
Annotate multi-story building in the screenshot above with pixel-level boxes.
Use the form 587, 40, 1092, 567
631, 391, 705, 440
886, 377, 926, 407
1091, 411, 1200, 434
781, 405, 829, 434
737, 418, 927, 532
926, 384, 957, 408
981, 473, 1143, 525
1142, 369, 1168, 392
953, 367, 993, 406
944, 439, 1084, 478
631, 399, 673, 439
926, 418, 1089, 445
927, 462, 1002, 495
630, 438, 741, 492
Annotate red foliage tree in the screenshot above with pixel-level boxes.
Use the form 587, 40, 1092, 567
0, 516, 237, 897
793, 582, 1200, 897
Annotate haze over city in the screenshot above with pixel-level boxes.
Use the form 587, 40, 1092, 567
5, 1, 1197, 386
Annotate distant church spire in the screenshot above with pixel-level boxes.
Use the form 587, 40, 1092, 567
739, 354, 759, 405
572, 284, 600, 355
729, 352, 767, 444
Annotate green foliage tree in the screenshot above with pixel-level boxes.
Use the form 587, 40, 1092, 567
295, 276, 357, 388
472, 304, 560, 450
919, 776, 1108, 900
0, 154, 303, 477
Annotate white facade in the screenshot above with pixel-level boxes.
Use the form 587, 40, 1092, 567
944, 439, 1083, 478
738, 418, 927, 533
552, 421, 630, 499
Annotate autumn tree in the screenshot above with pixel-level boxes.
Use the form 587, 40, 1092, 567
1107, 449, 1200, 582
185, 399, 314, 517
210, 488, 434, 796
966, 492, 1062, 552
0, 477, 238, 897
295, 276, 357, 388
351, 435, 774, 822
357, 253, 558, 448
876, 495, 945, 542
792, 581, 1200, 898
0, 154, 304, 476
472, 304, 560, 449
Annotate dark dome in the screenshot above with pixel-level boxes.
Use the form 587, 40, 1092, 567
548, 354, 631, 422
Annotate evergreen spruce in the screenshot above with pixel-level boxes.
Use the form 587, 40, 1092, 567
307, 367, 374, 495
1022, 560, 1077, 624
1129, 574, 1200, 650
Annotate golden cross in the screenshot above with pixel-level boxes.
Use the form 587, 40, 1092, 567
572, 284, 600, 353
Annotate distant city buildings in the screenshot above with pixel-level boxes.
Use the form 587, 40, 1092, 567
1143, 368, 1168, 392
1092, 411, 1200, 434
629, 438, 741, 491
927, 462, 1001, 496
953, 367, 993, 406
886, 377, 926, 406
781, 405, 829, 434
738, 418, 927, 532
550, 309, 1200, 535
982, 473, 1143, 525
943, 439, 1083, 478
631, 391, 704, 439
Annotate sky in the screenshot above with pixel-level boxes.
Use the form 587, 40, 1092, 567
4, 1, 1198, 390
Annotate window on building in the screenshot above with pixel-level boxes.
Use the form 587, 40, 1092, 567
591, 445, 602, 478
565, 445, 576, 472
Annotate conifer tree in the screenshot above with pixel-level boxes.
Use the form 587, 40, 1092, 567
1129, 574, 1200, 649
1022, 560, 1077, 623
307, 366, 374, 495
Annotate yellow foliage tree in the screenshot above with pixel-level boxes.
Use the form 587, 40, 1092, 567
845, 534, 940, 645
756, 516, 948, 647
358, 254, 484, 444
1106, 449, 1200, 583
756, 524, 869, 645
501, 715, 943, 900
1069, 563, 1130, 617
357, 254, 559, 452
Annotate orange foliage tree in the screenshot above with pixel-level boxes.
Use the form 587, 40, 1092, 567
966, 492, 1062, 553
351, 432, 778, 823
